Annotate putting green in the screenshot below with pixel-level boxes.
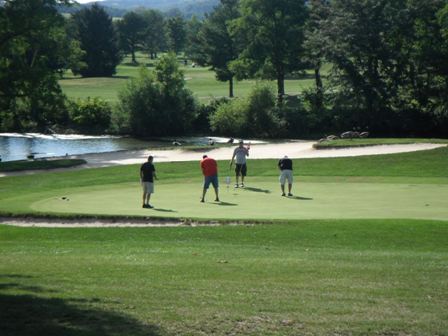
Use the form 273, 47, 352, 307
31, 179, 448, 220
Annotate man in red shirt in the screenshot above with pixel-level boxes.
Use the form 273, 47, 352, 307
200, 155, 220, 203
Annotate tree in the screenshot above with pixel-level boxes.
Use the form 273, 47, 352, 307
72, 3, 121, 77
185, 16, 204, 61
231, 0, 308, 103
195, 0, 241, 98
320, 0, 448, 134
303, 0, 330, 109
0, 0, 71, 131
118, 53, 197, 136
117, 11, 146, 64
166, 15, 187, 54
141, 9, 166, 59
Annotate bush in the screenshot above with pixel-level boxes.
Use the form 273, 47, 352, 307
210, 83, 281, 137
68, 97, 112, 133
118, 54, 197, 137
209, 98, 248, 136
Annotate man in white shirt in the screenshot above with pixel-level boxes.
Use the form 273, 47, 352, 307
230, 140, 249, 188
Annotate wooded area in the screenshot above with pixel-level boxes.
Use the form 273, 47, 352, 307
1, 0, 447, 137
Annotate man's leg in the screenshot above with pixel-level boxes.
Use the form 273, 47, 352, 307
235, 166, 240, 187
146, 193, 152, 207
288, 184, 293, 196
241, 164, 247, 187
281, 184, 285, 196
214, 187, 220, 202
142, 192, 147, 207
201, 188, 207, 202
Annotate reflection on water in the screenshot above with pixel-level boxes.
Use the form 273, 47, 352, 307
0, 134, 265, 162
0, 134, 158, 162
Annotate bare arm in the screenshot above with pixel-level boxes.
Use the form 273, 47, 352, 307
230, 150, 236, 167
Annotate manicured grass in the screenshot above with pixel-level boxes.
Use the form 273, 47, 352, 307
0, 147, 447, 220
1, 148, 447, 335
59, 53, 318, 103
0, 159, 86, 172
1, 220, 447, 335
314, 138, 448, 149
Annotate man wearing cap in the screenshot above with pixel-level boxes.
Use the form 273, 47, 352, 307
278, 155, 293, 196
200, 155, 220, 203
230, 140, 249, 188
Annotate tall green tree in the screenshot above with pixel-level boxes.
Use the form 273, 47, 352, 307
231, 0, 308, 103
72, 3, 121, 77
117, 11, 146, 64
0, 0, 71, 131
320, 0, 448, 134
166, 15, 187, 54
195, 0, 241, 98
185, 16, 204, 61
141, 9, 166, 59
303, 0, 330, 108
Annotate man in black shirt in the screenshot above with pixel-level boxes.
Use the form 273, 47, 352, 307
278, 155, 293, 197
140, 155, 157, 208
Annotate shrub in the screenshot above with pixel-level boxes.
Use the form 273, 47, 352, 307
118, 54, 197, 137
209, 82, 281, 137
68, 97, 112, 133
209, 98, 248, 136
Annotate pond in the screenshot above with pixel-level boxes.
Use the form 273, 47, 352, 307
0, 134, 255, 162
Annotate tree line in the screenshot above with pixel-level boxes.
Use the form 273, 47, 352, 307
1, 0, 447, 137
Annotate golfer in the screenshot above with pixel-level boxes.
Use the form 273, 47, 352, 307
230, 139, 249, 188
278, 155, 293, 196
200, 155, 220, 203
140, 155, 157, 208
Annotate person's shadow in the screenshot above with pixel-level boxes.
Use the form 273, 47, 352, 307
0, 274, 163, 336
289, 196, 313, 200
153, 208, 176, 213
241, 186, 271, 194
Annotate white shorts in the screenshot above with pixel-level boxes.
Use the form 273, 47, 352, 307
279, 170, 293, 185
142, 182, 154, 194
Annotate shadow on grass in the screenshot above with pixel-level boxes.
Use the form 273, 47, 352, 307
290, 196, 313, 201
214, 201, 237, 206
153, 208, 176, 213
242, 186, 271, 194
1, 275, 163, 336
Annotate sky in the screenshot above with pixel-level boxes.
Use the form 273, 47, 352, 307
75, 0, 104, 4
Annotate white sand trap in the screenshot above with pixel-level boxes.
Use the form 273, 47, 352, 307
71, 141, 446, 166
0, 141, 445, 177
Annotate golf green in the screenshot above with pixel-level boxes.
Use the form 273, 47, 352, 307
31, 179, 448, 220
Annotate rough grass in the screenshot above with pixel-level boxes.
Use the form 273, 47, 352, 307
0, 159, 86, 172
1, 148, 447, 335
314, 138, 448, 149
1, 220, 447, 336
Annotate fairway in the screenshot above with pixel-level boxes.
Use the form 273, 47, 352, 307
32, 179, 448, 221
1, 149, 448, 335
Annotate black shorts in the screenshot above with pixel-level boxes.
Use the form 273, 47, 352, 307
235, 163, 247, 177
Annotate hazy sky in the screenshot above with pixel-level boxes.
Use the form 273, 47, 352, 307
75, 0, 104, 4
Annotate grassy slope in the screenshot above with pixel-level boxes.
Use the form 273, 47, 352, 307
0, 159, 86, 172
314, 138, 448, 149
59, 54, 317, 103
1, 220, 447, 335
1, 149, 448, 335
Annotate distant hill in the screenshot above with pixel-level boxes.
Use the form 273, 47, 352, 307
63, 0, 219, 17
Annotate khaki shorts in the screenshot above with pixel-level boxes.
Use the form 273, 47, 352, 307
142, 182, 154, 194
279, 170, 293, 185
